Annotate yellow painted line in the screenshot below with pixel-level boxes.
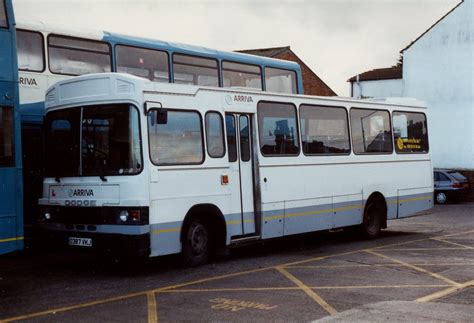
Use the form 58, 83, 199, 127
417, 279, 474, 303
6, 229, 474, 322
226, 220, 241, 225
376, 247, 467, 251
160, 284, 449, 293
0, 236, 24, 243
366, 250, 461, 286
226, 219, 256, 225
152, 228, 180, 235
263, 204, 361, 222
147, 292, 158, 323
262, 215, 284, 221
276, 267, 337, 316
432, 238, 474, 250
287, 262, 474, 269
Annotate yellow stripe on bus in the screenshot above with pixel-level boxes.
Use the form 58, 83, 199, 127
263, 204, 362, 222
0, 236, 24, 243
152, 228, 180, 235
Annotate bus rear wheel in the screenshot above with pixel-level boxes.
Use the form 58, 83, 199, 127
360, 199, 385, 239
182, 217, 212, 267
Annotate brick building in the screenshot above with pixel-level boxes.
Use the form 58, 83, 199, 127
237, 46, 336, 96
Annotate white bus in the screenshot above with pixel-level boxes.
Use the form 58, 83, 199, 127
39, 73, 433, 265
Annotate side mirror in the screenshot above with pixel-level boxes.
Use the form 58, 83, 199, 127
156, 108, 168, 124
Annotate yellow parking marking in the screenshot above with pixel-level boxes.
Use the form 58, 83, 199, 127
147, 292, 158, 323
152, 228, 180, 235
4, 229, 474, 322
0, 236, 24, 243
366, 250, 461, 286
287, 262, 474, 269
417, 279, 474, 303
161, 284, 449, 293
432, 238, 474, 249
276, 267, 337, 316
376, 247, 466, 251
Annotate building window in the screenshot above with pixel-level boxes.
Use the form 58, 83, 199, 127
265, 67, 297, 94
173, 54, 219, 87
148, 110, 204, 165
350, 108, 393, 154
48, 35, 111, 76
17, 30, 44, 72
300, 105, 350, 155
205, 112, 225, 158
258, 101, 299, 156
222, 61, 262, 90
393, 111, 429, 153
0, 107, 14, 166
116, 45, 169, 82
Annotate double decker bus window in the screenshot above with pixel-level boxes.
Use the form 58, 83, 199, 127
173, 54, 219, 87
116, 45, 169, 82
222, 61, 262, 90
48, 35, 111, 76
265, 67, 297, 94
17, 30, 44, 72
0, 0, 7, 28
0, 107, 14, 166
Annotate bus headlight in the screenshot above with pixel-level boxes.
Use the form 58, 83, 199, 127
44, 211, 51, 221
119, 210, 129, 222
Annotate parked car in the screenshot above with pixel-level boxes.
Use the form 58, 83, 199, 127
433, 169, 470, 204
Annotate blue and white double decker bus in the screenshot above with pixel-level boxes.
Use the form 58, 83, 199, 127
15, 22, 304, 231
0, 0, 23, 254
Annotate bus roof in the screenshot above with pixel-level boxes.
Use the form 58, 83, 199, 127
45, 73, 426, 112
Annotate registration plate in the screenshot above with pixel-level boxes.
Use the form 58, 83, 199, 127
68, 237, 92, 247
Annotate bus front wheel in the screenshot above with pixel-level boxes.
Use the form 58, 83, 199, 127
360, 199, 385, 239
182, 217, 212, 267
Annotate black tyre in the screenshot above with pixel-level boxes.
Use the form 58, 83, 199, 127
435, 192, 448, 204
360, 199, 385, 239
182, 217, 212, 267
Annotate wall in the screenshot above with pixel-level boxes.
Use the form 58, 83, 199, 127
351, 78, 404, 99
403, 0, 473, 170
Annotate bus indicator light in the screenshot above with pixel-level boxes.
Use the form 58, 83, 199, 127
221, 175, 229, 185
130, 210, 141, 222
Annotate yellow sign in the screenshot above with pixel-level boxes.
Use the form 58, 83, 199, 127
397, 137, 422, 151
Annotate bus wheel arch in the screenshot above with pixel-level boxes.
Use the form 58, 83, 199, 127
180, 204, 227, 266
361, 192, 387, 239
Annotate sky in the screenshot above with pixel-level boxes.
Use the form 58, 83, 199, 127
13, 0, 460, 96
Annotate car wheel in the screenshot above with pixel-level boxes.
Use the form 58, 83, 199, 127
435, 192, 447, 204
182, 217, 212, 267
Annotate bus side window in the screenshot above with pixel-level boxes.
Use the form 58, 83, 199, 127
225, 114, 237, 162
257, 101, 299, 156
350, 108, 393, 154
0, 107, 14, 166
205, 112, 225, 158
17, 30, 44, 72
148, 109, 204, 166
393, 111, 429, 154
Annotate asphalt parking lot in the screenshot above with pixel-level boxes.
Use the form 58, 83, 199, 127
1, 204, 473, 322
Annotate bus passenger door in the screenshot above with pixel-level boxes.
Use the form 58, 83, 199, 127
225, 113, 256, 237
